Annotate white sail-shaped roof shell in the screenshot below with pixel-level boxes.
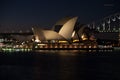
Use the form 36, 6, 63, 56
58, 17, 78, 40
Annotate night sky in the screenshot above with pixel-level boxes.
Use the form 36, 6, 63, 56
0, 0, 120, 32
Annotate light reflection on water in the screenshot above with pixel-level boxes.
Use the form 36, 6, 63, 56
0, 50, 120, 80
35, 50, 83, 56
35, 50, 113, 56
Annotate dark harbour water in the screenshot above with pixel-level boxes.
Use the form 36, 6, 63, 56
0, 50, 120, 80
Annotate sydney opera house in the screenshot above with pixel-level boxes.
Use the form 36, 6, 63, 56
30, 16, 97, 49
32, 17, 95, 44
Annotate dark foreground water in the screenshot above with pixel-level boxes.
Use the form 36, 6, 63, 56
0, 50, 120, 80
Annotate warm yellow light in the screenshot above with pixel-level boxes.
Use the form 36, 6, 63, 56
73, 39, 79, 42
81, 34, 84, 39
35, 39, 40, 42
32, 39, 34, 41
35, 36, 41, 42
37, 44, 46, 46
59, 40, 67, 43
81, 34, 88, 40
72, 31, 75, 37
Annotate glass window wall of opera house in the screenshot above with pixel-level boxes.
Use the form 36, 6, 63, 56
0, 16, 98, 51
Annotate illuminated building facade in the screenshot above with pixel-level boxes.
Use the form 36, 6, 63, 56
31, 16, 98, 49
32, 17, 96, 44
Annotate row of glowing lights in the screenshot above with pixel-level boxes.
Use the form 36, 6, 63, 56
1, 48, 32, 52
35, 44, 114, 49
35, 44, 97, 48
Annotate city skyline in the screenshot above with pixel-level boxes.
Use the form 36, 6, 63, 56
0, 0, 120, 31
